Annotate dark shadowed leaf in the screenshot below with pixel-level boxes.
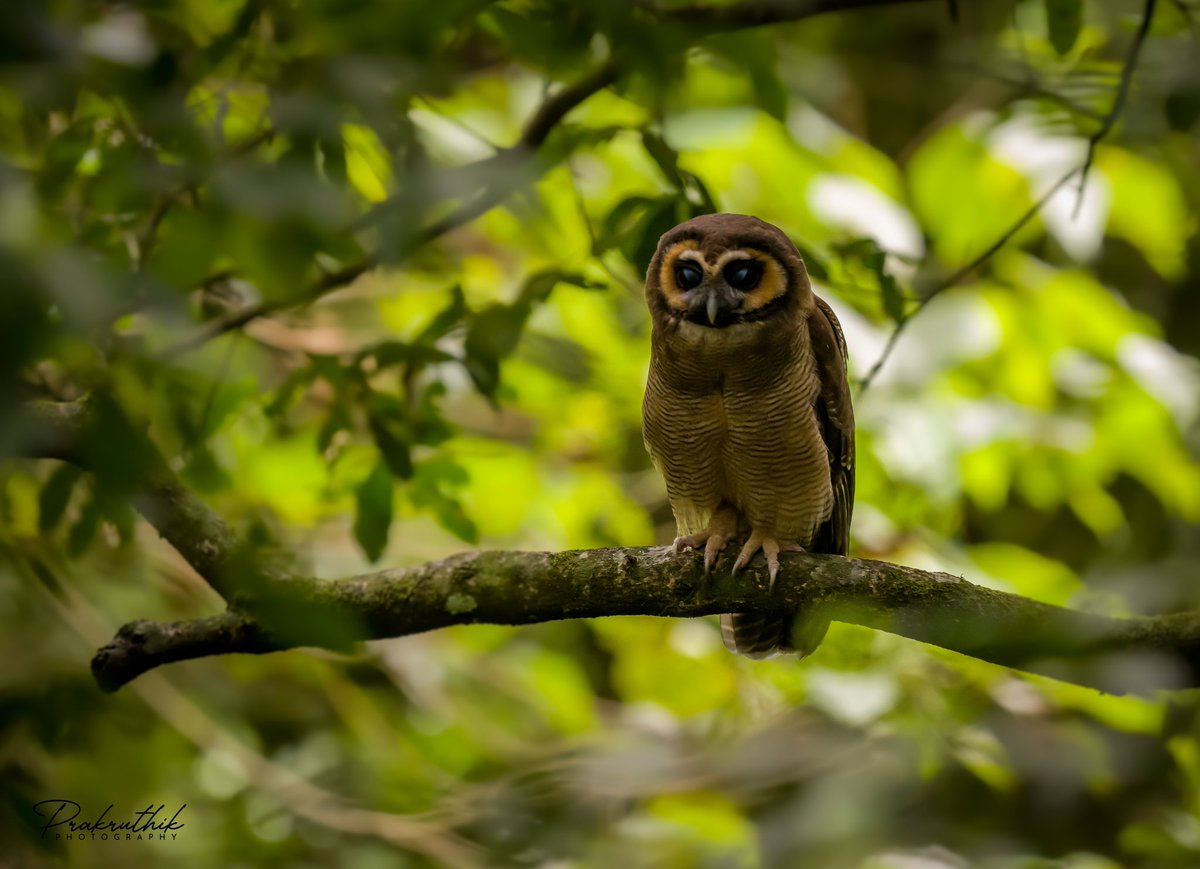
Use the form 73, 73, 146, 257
370, 342, 456, 369
597, 195, 657, 255
353, 462, 393, 563
632, 197, 686, 275
368, 412, 414, 479
414, 284, 469, 344
38, 465, 81, 533
1045, 0, 1083, 55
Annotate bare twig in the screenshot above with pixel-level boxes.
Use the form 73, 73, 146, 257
859, 0, 1159, 390
131, 128, 274, 271
161, 254, 380, 359
655, 0, 933, 30
947, 62, 1106, 121
858, 166, 1081, 391
1072, 0, 1158, 216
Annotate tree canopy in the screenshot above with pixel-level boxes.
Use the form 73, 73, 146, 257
3, 0, 1200, 866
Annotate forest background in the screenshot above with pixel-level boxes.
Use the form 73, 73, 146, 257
2, 0, 1200, 866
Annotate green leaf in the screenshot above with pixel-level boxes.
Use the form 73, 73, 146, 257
412, 382, 455, 445
414, 284, 469, 344
411, 456, 478, 544
871, 252, 905, 324
463, 301, 533, 398
835, 237, 906, 323
353, 462, 393, 563
642, 131, 684, 189
264, 366, 319, 418
370, 342, 455, 369
368, 412, 414, 479
38, 464, 81, 533
1045, 0, 1083, 56
597, 195, 657, 255
317, 404, 352, 454
98, 495, 136, 546
631, 197, 685, 275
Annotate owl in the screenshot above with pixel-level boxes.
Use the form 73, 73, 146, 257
642, 213, 855, 658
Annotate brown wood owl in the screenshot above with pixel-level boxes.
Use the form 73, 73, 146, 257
642, 213, 855, 658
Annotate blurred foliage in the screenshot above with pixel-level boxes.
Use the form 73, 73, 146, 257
1, 0, 1200, 866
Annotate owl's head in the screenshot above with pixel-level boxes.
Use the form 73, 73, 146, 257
645, 213, 812, 331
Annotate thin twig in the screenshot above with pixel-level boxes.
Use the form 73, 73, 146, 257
858, 166, 1081, 392
948, 62, 1106, 121
1072, 0, 1158, 217
130, 128, 273, 273
860, 0, 1158, 390
655, 0, 931, 30
162, 255, 379, 359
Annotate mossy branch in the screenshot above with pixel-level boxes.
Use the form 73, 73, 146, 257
90, 547, 1200, 695
13, 401, 1200, 696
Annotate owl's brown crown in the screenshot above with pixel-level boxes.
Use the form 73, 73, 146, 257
645, 213, 812, 329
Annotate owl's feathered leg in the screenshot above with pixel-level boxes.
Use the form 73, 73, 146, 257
731, 532, 805, 589
672, 502, 740, 574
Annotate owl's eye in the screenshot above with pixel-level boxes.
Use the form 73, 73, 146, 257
724, 260, 762, 291
674, 262, 703, 290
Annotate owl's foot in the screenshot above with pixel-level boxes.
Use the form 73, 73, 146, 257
731, 532, 805, 589
672, 503, 740, 574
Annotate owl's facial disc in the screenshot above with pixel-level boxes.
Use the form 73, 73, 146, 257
660, 245, 786, 329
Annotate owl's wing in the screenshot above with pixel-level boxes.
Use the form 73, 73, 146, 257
808, 295, 855, 556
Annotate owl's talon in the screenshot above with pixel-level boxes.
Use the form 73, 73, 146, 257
732, 532, 804, 589
672, 503, 740, 572
703, 534, 731, 574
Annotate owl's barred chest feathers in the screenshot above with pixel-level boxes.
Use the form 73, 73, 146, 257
644, 316, 833, 543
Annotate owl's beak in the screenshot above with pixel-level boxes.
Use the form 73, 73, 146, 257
686, 283, 738, 328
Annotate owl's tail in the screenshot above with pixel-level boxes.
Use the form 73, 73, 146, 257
720, 611, 829, 659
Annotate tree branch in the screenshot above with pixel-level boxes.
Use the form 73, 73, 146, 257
17, 399, 1198, 697
91, 546, 1200, 695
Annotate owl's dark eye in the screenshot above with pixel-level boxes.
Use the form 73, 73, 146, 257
674, 262, 703, 290
724, 259, 762, 291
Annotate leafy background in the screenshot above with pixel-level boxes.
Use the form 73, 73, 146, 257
2, 0, 1200, 866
